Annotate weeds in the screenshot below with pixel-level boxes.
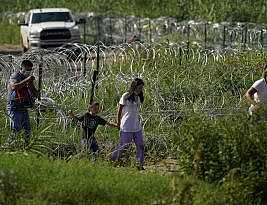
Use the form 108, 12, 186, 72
0, 153, 170, 205
1, 41, 267, 204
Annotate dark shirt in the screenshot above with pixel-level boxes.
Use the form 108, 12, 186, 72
76, 113, 107, 140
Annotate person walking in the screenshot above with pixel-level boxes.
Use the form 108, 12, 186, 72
5, 59, 37, 147
110, 78, 145, 170
245, 64, 267, 117
69, 102, 117, 162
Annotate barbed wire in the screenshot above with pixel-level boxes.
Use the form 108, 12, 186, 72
0, 42, 260, 132
2, 11, 267, 49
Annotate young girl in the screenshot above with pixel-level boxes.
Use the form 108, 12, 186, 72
69, 102, 117, 160
110, 78, 145, 170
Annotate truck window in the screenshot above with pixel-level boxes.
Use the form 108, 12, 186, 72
31, 12, 73, 24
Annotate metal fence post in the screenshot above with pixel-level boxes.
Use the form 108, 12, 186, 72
149, 19, 152, 43
90, 43, 100, 104
83, 52, 87, 77
187, 24, 190, 60
179, 47, 182, 66
243, 24, 247, 49
223, 26, 226, 48
37, 56, 43, 128
204, 22, 207, 50
109, 16, 113, 45
124, 16, 127, 43
83, 20, 86, 44
90, 17, 100, 104
260, 29, 264, 50
138, 17, 141, 41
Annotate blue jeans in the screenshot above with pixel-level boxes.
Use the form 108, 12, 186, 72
80, 137, 100, 164
90, 138, 100, 153
81, 137, 100, 153
7, 108, 31, 144
8, 109, 31, 133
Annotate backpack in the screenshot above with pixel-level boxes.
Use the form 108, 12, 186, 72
15, 85, 36, 108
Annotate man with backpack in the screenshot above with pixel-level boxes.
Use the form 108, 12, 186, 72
5, 59, 37, 147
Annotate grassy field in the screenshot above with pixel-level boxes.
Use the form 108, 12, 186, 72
1, 45, 267, 204
0, 22, 20, 45
0, 152, 232, 205
1, 0, 267, 44
0, 0, 267, 21
0, 153, 171, 205
1, 1, 267, 204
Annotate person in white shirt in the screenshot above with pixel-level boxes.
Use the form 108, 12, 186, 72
245, 64, 267, 116
110, 78, 145, 170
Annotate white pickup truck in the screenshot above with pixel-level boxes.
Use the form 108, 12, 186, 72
19, 8, 85, 51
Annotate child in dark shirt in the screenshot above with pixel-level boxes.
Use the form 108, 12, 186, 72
69, 102, 117, 159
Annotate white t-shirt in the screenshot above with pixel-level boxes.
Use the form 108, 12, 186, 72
248, 78, 267, 115
119, 92, 142, 132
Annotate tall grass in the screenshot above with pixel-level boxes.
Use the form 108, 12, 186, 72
0, 21, 20, 44
1, 46, 267, 203
1, 153, 238, 205
1, 0, 267, 22
0, 153, 171, 205
1, 0, 267, 44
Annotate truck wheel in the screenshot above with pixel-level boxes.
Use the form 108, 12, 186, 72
20, 36, 28, 53
23, 46, 28, 53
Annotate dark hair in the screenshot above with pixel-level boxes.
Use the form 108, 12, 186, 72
262, 64, 267, 79
88, 102, 100, 109
21, 59, 33, 69
128, 78, 144, 103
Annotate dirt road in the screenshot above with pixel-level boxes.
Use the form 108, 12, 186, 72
0, 44, 23, 55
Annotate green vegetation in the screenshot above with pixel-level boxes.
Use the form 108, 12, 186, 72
1, 45, 267, 204
0, 0, 267, 22
0, 153, 170, 205
1, 0, 267, 44
176, 112, 267, 204
0, 21, 20, 44
1, 1, 267, 202
0, 153, 235, 205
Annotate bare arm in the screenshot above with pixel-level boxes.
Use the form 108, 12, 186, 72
68, 110, 79, 122
245, 87, 257, 106
10, 76, 35, 91
116, 104, 124, 128
106, 121, 118, 128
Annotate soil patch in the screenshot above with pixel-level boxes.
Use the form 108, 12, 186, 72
0, 44, 23, 55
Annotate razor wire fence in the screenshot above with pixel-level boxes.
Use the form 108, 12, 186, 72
3, 11, 267, 50
72, 13, 267, 51
1, 42, 264, 136
19, 12, 267, 50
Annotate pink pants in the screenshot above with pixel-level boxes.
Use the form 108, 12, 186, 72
110, 130, 144, 165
